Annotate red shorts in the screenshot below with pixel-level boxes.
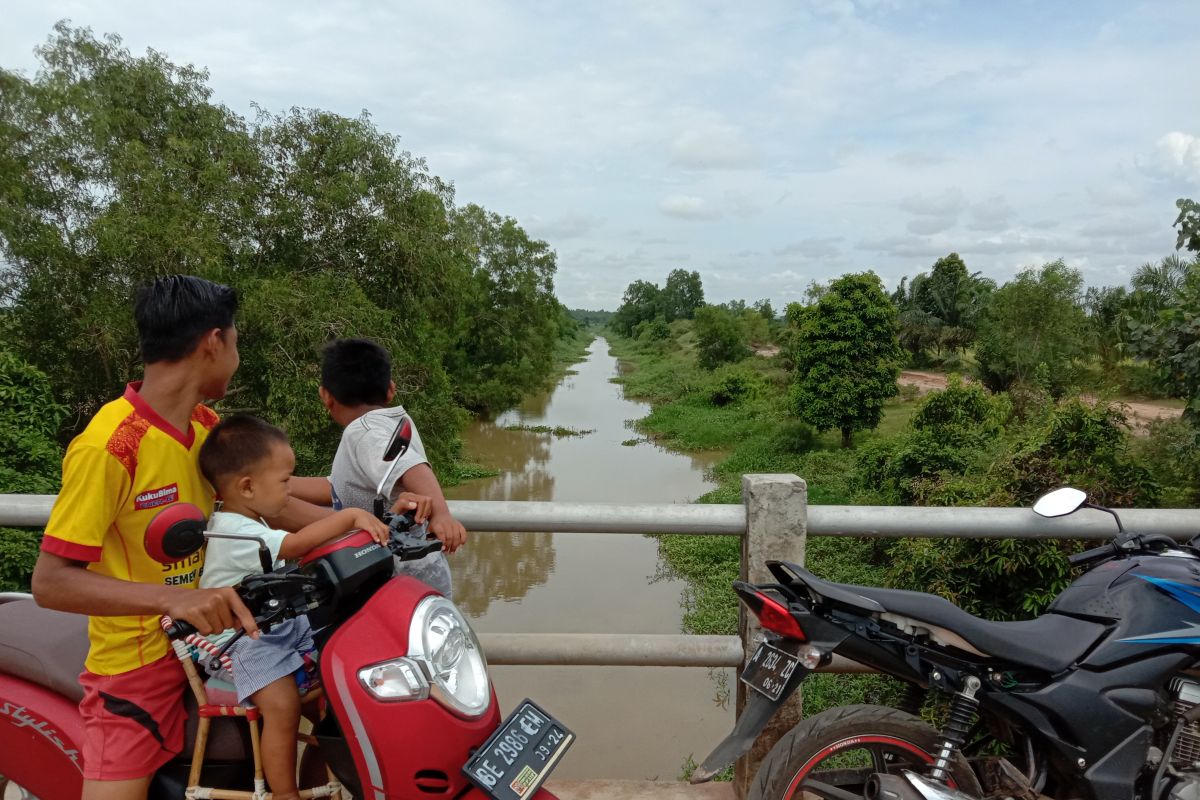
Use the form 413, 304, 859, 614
78, 654, 188, 781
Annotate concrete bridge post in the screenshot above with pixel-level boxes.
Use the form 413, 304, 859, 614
735, 474, 807, 799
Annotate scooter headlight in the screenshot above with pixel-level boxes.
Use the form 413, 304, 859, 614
408, 595, 491, 717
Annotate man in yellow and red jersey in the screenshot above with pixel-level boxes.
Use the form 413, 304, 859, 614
31, 276, 298, 800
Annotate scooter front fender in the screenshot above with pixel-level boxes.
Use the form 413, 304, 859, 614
0, 673, 86, 799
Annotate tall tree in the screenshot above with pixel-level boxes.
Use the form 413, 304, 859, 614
974, 260, 1088, 394
660, 268, 704, 321
611, 279, 663, 336
787, 272, 904, 447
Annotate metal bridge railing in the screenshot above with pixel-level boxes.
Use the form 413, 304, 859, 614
4, 477, 1199, 795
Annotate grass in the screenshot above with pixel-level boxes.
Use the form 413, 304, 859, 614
503, 424, 595, 437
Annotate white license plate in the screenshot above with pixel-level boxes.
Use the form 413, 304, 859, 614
464, 700, 574, 800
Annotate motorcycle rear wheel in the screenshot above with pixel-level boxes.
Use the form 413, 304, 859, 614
749, 704, 982, 800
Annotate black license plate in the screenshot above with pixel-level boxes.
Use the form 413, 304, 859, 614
741, 641, 800, 701
463, 700, 575, 800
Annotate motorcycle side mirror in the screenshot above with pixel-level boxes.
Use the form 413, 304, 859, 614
1033, 487, 1088, 519
383, 416, 413, 463
145, 503, 209, 564
145, 502, 274, 573
373, 416, 413, 519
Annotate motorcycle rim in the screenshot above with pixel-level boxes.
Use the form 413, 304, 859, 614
782, 734, 947, 799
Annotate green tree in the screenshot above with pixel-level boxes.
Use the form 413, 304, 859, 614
447, 204, 562, 413
1083, 285, 1129, 370
0, 350, 66, 590
611, 280, 664, 337
693, 304, 751, 369
0, 23, 259, 422
974, 260, 1088, 394
1127, 263, 1200, 417
787, 272, 904, 447
894, 254, 994, 363
1175, 198, 1200, 253
660, 269, 704, 321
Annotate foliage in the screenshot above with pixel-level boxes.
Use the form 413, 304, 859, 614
1126, 261, 1200, 416
787, 272, 904, 447
1138, 417, 1200, 506
1083, 285, 1129, 370
892, 253, 994, 364
693, 304, 752, 369
1176, 198, 1200, 254
886, 397, 1159, 618
708, 364, 768, 407
567, 308, 614, 327
660, 269, 705, 321
0, 25, 570, 477
0, 350, 66, 591
610, 270, 705, 337
610, 280, 663, 337
974, 260, 1088, 394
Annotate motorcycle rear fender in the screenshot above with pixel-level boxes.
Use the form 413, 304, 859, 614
0, 672, 85, 800
690, 627, 849, 784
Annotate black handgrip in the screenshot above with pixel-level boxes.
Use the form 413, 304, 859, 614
164, 619, 197, 639
1068, 543, 1117, 567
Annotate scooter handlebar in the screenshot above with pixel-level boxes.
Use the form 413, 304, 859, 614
164, 619, 197, 640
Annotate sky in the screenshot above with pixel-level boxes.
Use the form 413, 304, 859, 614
3, 1, 1200, 310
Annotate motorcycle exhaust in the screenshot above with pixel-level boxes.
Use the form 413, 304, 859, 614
865, 773, 924, 800
865, 772, 978, 800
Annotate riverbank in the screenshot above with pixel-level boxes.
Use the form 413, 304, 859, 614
442, 325, 597, 486
605, 328, 905, 714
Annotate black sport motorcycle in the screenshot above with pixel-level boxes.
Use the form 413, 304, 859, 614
692, 487, 1200, 800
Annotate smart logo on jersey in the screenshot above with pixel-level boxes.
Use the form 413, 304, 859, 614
134, 483, 179, 510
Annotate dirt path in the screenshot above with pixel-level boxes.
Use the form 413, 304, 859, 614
898, 370, 1183, 432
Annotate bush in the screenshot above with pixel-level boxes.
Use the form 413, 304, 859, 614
0, 530, 40, 593
1137, 417, 1200, 506
693, 305, 751, 369
708, 365, 767, 406
770, 419, 820, 455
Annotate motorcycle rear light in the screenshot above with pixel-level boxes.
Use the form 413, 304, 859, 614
358, 658, 430, 702
752, 592, 807, 641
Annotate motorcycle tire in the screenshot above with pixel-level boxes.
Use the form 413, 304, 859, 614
749, 704, 983, 800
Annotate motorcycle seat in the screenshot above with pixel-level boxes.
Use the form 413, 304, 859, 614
0, 599, 248, 761
772, 561, 1107, 673
0, 598, 90, 702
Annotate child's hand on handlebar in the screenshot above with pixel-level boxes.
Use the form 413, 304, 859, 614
349, 509, 391, 546
392, 492, 434, 523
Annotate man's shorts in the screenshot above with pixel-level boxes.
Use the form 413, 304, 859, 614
78, 653, 187, 781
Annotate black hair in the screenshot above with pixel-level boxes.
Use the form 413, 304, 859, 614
321, 338, 392, 406
134, 275, 238, 364
199, 414, 290, 490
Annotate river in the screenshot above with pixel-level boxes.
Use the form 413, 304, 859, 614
445, 336, 736, 780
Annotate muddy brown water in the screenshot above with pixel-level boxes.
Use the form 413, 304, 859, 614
445, 337, 736, 780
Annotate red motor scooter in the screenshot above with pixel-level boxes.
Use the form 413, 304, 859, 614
0, 417, 573, 799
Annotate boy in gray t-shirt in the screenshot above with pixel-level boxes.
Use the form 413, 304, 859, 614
291, 339, 467, 599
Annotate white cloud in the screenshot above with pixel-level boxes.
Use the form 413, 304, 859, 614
668, 122, 759, 170
1155, 132, 1200, 183
900, 187, 967, 218
658, 195, 721, 220
774, 237, 843, 260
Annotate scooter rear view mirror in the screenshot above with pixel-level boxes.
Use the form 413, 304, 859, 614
145, 502, 208, 564
145, 502, 273, 573
374, 416, 413, 519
